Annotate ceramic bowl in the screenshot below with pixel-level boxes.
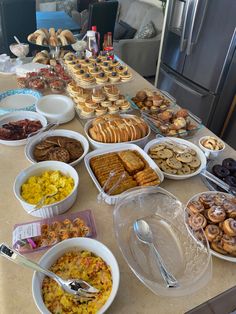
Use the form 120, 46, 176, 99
32, 238, 120, 314
13, 161, 79, 218
199, 136, 225, 159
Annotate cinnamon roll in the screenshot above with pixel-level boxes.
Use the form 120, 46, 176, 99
204, 224, 223, 242
199, 194, 215, 209
221, 234, 236, 253
211, 240, 227, 255
222, 218, 236, 236
207, 206, 226, 223
223, 200, 236, 219
213, 193, 227, 206
187, 201, 205, 214
188, 213, 207, 230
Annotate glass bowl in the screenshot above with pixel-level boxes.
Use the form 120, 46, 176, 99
113, 186, 212, 297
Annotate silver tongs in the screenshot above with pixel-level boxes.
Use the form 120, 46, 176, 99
0, 243, 99, 299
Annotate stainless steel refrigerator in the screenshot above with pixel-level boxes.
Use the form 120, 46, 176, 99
157, 0, 236, 129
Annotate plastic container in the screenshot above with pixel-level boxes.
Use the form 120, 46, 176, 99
144, 137, 207, 180
13, 209, 97, 253
84, 144, 164, 205
113, 186, 212, 296
84, 30, 99, 58
84, 114, 151, 149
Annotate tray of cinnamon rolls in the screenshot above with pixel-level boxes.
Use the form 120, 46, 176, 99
186, 191, 236, 262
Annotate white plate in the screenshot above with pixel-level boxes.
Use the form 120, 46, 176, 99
84, 143, 164, 205
84, 114, 151, 149
15, 62, 48, 77
0, 111, 47, 146
144, 137, 207, 180
0, 89, 42, 115
25, 129, 89, 166
36, 95, 75, 124
186, 191, 236, 263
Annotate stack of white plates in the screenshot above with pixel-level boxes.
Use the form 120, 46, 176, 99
15, 62, 48, 77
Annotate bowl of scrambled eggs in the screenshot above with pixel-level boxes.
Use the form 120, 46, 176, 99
13, 161, 79, 218
32, 238, 120, 314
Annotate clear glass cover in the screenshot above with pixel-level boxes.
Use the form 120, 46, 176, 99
113, 186, 212, 297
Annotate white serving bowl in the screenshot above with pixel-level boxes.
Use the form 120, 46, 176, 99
32, 238, 120, 314
0, 111, 47, 146
36, 95, 75, 124
199, 136, 225, 159
13, 161, 79, 218
25, 129, 89, 167
84, 114, 151, 149
144, 137, 207, 180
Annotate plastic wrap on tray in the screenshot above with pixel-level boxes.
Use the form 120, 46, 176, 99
12, 210, 97, 253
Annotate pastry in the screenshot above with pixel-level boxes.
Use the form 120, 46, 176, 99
222, 218, 236, 236
80, 106, 94, 117
204, 224, 223, 242
80, 73, 95, 86
95, 72, 109, 84
211, 240, 228, 255
207, 206, 226, 223
120, 70, 132, 82
223, 200, 236, 218
187, 201, 205, 214
95, 106, 107, 116
201, 137, 224, 151
118, 150, 145, 173
199, 194, 215, 208
221, 234, 236, 253
188, 213, 207, 230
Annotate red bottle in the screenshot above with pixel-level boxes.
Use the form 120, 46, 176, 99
104, 32, 114, 59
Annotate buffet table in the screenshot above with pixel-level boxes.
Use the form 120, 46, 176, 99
0, 70, 236, 314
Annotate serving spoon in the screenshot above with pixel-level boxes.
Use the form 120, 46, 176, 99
0, 243, 99, 298
133, 219, 179, 288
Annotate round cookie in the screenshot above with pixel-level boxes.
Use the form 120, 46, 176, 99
156, 148, 173, 159
176, 152, 193, 163
166, 157, 182, 169
160, 160, 177, 174
177, 164, 191, 175
187, 156, 201, 168
149, 144, 166, 153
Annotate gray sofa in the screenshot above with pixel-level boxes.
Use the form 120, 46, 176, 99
114, 0, 163, 77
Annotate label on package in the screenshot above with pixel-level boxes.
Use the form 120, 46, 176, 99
12, 223, 41, 245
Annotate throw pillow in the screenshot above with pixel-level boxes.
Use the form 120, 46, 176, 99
114, 20, 137, 40
135, 21, 156, 39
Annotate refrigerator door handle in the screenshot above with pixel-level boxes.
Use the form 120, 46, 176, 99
165, 70, 209, 98
180, 0, 190, 52
186, 0, 208, 55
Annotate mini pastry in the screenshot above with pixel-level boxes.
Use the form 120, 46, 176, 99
80, 106, 94, 117
95, 106, 107, 116
223, 200, 236, 218
109, 72, 120, 83
104, 66, 114, 74
201, 137, 224, 151
111, 59, 120, 67
207, 206, 226, 223
213, 193, 227, 206
116, 65, 128, 73
76, 102, 86, 110
199, 194, 215, 208
211, 240, 228, 255
80, 73, 95, 86
101, 61, 110, 69
187, 201, 205, 214
120, 70, 132, 82
204, 224, 223, 242
188, 213, 207, 230
95, 72, 109, 85
76, 69, 86, 79
101, 100, 112, 108
89, 66, 102, 76
92, 90, 106, 103
108, 105, 119, 114
85, 98, 98, 109
221, 234, 236, 253
223, 218, 236, 236
119, 101, 131, 111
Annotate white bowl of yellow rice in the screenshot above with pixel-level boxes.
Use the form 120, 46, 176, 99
13, 161, 79, 218
32, 238, 120, 314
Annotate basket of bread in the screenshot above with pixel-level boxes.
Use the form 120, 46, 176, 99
27, 28, 76, 47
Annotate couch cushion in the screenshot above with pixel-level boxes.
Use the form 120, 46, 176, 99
117, 0, 136, 21
114, 20, 137, 40
139, 6, 164, 35
122, 1, 152, 30
134, 21, 156, 39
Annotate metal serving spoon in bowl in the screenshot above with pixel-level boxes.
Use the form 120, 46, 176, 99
0, 243, 99, 298
133, 219, 179, 288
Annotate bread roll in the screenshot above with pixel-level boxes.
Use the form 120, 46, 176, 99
32, 52, 49, 64
27, 33, 39, 43
60, 30, 76, 44
49, 35, 59, 47
36, 34, 48, 45
49, 27, 56, 37
58, 34, 68, 46
56, 28, 63, 35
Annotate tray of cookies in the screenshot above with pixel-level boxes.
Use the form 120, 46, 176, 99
144, 137, 206, 180
186, 191, 236, 262
84, 144, 164, 205
129, 89, 174, 112
84, 113, 151, 149
141, 107, 203, 139
66, 83, 133, 119
63, 53, 133, 88
12, 209, 96, 254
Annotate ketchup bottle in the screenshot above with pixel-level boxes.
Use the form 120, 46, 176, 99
104, 32, 114, 59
